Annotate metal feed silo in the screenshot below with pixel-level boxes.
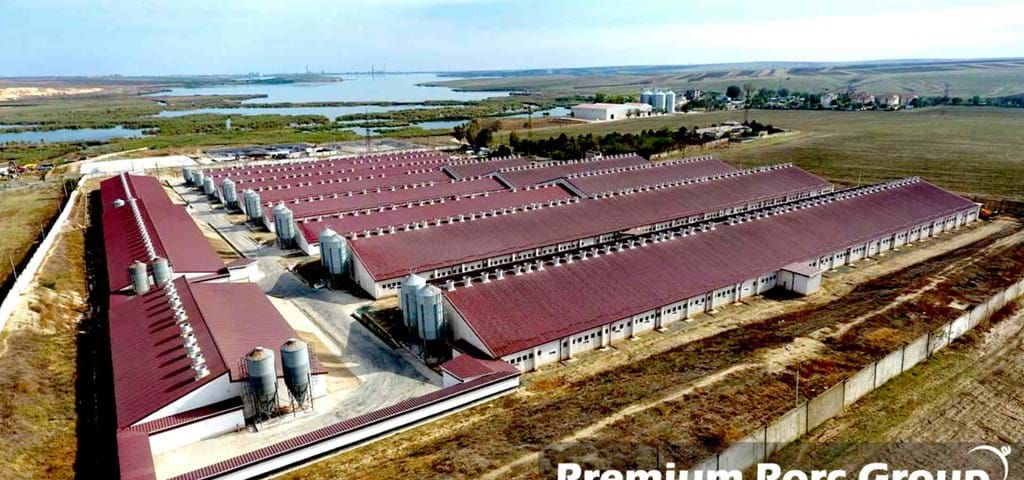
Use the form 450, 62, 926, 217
151, 257, 172, 287
664, 90, 677, 113
280, 338, 311, 405
416, 285, 444, 341
272, 203, 295, 247
193, 170, 205, 190
400, 274, 427, 329
202, 176, 216, 197
243, 189, 262, 223
320, 229, 347, 276
641, 90, 654, 106
221, 177, 238, 209
241, 189, 253, 216
653, 90, 667, 113
182, 167, 194, 185
245, 346, 278, 420
129, 260, 150, 295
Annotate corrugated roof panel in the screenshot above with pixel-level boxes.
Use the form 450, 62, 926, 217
205, 150, 449, 182
297, 185, 574, 242
566, 158, 739, 195
496, 155, 649, 187
349, 166, 831, 281
444, 157, 531, 178
446, 180, 977, 357
252, 169, 455, 205
117, 430, 157, 480
100, 175, 224, 292
262, 176, 508, 220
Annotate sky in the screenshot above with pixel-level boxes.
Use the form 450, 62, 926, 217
2, 0, 1023, 76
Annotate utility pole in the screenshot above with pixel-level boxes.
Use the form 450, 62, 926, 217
9, 254, 21, 295
786, 345, 801, 406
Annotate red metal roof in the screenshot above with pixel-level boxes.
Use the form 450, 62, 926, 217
440, 355, 516, 381
117, 430, 157, 480
494, 154, 649, 187
108, 278, 321, 428
128, 398, 243, 434
108, 277, 228, 428
170, 369, 518, 480
222, 163, 446, 192
444, 157, 532, 179
445, 180, 976, 357
100, 174, 224, 292
262, 176, 508, 220
297, 185, 574, 243
252, 169, 454, 205
349, 166, 831, 281
204, 151, 449, 181
565, 158, 738, 196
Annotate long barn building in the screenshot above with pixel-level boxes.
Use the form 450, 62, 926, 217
349, 163, 832, 297
441, 178, 980, 371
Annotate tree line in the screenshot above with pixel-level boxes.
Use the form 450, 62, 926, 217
503, 121, 780, 160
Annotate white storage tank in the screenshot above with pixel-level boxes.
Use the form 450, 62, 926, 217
664, 90, 677, 113
182, 167, 194, 185
416, 285, 444, 342
653, 90, 667, 113
400, 274, 427, 330
243, 189, 263, 223
280, 339, 311, 405
221, 178, 238, 208
319, 228, 348, 276
245, 347, 278, 421
272, 203, 295, 247
151, 256, 172, 287
640, 90, 654, 106
129, 260, 150, 295
202, 176, 216, 196
193, 170, 205, 189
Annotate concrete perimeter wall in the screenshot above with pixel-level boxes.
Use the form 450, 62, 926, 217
701, 277, 1024, 472
0, 177, 84, 333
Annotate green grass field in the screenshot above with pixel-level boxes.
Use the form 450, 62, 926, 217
501, 107, 1024, 200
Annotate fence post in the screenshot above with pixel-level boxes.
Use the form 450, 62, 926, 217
841, 379, 848, 412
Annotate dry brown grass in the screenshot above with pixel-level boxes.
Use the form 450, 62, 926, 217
0, 196, 87, 479
0, 182, 64, 289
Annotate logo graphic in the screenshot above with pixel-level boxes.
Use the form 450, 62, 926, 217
968, 445, 1012, 480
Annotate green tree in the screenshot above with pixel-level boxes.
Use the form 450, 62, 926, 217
726, 85, 742, 99
474, 128, 493, 149
463, 119, 481, 146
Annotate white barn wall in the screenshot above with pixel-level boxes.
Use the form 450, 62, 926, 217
135, 374, 241, 426
148, 409, 246, 455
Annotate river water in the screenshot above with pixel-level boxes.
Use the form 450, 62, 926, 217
0, 125, 146, 144
150, 73, 507, 103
